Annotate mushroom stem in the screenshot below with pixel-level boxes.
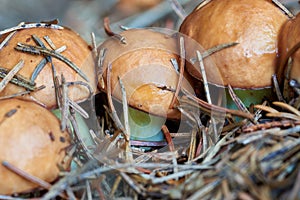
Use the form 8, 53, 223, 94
52, 109, 94, 148
225, 87, 274, 110
125, 107, 166, 142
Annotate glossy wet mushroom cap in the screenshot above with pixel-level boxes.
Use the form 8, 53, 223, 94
0, 99, 70, 195
0, 25, 97, 109
179, 0, 288, 89
99, 28, 193, 120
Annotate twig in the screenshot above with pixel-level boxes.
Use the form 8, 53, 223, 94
0, 160, 68, 199
162, 125, 175, 152
272, 0, 294, 18
182, 88, 255, 121
0, 85, 45, 100
118, 76, 133, 162
91, 32, 98, 60
15, 43, 89, 82
86, 180, 93, 200
0, 22, 64, 35
109, 175, 122, 198
0, 66, 36, 91
197, 50, 219, 141
60, 74, 69, 132
188, 128, 197, 161
272, 74, 285, 102
170, 36, 185, 109
170, 0, 187, 20
106, 64, 126, 133
43, 35, 57, 49
228, 85, 250, 114
0, 22, 24, 50
273, 101, 300, 116
30, 45, 66, 81
190, 42, 239, 64
195, 0, 212, 10
0, 60, 24, 93
103, 17, 126, 44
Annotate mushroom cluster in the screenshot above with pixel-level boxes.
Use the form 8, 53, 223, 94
0, 22, 96, 194
0, 0, 297, 196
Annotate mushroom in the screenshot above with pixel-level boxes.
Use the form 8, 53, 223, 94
0, 98, 70, 195
116, 0, 162, 15
179, 0, 288, 109
99, 28, 193, 141
0, 23, 97, 109
278, 12, 300, 100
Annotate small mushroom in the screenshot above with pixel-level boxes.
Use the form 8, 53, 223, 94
179, 0, 288, 109
0, 99, 70, 195
0, 24, 97, 109
99, 28, 193, 140
278, 12, 300, 99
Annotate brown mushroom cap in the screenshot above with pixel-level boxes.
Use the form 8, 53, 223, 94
278, 13, 300, 83
0, 99, 70, 195
179, 0, 288, 89
99, 28, 192, 120
0, 26, 96, 109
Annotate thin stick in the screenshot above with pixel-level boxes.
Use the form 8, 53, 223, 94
0, 31, 17, 50
272, 74, 285, 102
103, 17, 126, 44
85, 180, 92, 200
68, 99, 89, 119
30, 46, 66, 81
118, 76, 130, 141
182, 88, 255, 121
0, 85, 45, 100
15, 43, 89, 82
197, 50, 211, 104
0, 22, 25, 51
120, 172, 145, 196
2, 160, 52, 189
195, 0, 212, 10
109, 175, 122, 198
272, 0, 294, 18
162, 125, 175, 152
0, 22, 64, 35
91, 32, 98, 60
170, 36, 185, 109
0, 67, 36, 91
188, 128, 197, 161
190, 42, 239, 64
273, 101, 300, 116
197, 50, 219, 141
170, 0, 187, 20
97, 48, 106, 89
106, 64, 126, 133
118, 76, 133, 162
43, 35, 57, 49
228, 84, 250, 114
170, 58, 179, 72
0, 60, 24, 93
60, 74, 69, 132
